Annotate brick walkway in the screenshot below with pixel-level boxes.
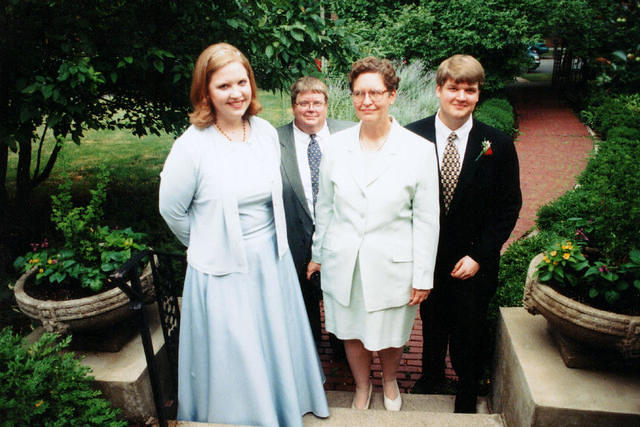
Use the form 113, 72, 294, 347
318, 83, 594, 394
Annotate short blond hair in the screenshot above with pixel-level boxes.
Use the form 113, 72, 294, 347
290, 76, 328, 105
188, 43, 262, 128
436, 55, 485, 88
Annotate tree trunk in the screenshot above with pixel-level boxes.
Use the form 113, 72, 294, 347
15, 138, 33, 208
0, 143, 7, 217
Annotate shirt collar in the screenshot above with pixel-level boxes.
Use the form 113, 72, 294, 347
435, 111, 473, 143
293, 121, 330, 141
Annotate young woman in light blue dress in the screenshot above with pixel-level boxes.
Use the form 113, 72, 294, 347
159, 42, 329, 426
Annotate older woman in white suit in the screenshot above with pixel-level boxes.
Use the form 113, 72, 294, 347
307, 57, 439, 411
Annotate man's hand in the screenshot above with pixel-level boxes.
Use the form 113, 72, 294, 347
306, 261, 321, 280
409, 288, 431, 306
450, 255, 480, 280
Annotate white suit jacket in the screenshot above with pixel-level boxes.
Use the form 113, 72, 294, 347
311, 119, 440, 312
159, 116, 289, 275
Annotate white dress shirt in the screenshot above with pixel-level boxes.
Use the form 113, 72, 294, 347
434, 112, 473, 168
293, 122, 330, 219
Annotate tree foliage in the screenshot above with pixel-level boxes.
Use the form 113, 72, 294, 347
544, 1, 640, 90
334, 0, 539, 92
0, 0, 355, 209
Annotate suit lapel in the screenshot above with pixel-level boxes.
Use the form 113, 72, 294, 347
363, 121, 400, 187
280, 123, 313, 219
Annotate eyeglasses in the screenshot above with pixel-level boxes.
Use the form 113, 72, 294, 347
351, 89, 388, 102
295, 101, 326, 109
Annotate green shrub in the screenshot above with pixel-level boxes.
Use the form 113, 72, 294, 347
606, 126, 640, 141
489, 231, 561, 322
475, 98, 516, 136
343, 1, 536, 92
578, 137, 640, 260
580, 94, 640, 138
536, 188, 599, 237
0, 327, 126, 426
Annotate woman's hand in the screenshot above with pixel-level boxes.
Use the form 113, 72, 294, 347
408, 288, 431, 306
306, 261, 321, 280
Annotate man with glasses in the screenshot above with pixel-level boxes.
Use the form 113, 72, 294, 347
278, 76, 354, 357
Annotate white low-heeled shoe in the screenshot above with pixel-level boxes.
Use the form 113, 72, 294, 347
351, 381, 372, 410
383, 378, 402, 411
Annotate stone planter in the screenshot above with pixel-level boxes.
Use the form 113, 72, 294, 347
523, 253, 640, 364
14, 262, 154, 335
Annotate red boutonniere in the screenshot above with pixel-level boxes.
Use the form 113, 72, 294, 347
475, 139, 493, 161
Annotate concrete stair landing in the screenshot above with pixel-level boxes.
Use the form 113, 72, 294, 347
176, 392, 504, 426
302, 391, 504, 426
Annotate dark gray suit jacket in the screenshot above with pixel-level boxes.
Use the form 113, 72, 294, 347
278, 118, 355, 280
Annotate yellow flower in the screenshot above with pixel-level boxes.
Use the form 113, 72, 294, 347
35, 399, 43, 407
33, 258, 39, 264
563, 253, 570, 260
562, 242, 574, 250
543, 256, 550, 263
47, 259, 53, 264
553, 261, 558, 266
550, 250, 557, 257
90, 227, 94, 233
38, 268, 44, 273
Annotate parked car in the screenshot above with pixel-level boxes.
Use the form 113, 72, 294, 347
529, 42, 549, 55
528, 47, 540, 71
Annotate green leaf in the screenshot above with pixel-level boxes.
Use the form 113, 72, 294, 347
588, 288, 599, 298
612, 50, 627, 62
604, 290, 620, 305
124, 56, 133, 64
110, 72, 118, 83
22, 83, 38, 94
153, 59, 164, 73
615, 281, 629, 292
290, 29, 304, 42
265, 45, 274, 59
538, 271, 552, 282
633, 280, 640, 291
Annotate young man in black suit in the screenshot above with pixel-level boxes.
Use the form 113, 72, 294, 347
406, 55, 521, 413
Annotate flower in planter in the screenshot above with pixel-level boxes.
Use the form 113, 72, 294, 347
13, 169, 147, 293
537, 239, 589, 286
536, 217, 640, 312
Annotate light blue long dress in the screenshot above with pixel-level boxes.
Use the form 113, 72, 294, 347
174, 126, 329, 426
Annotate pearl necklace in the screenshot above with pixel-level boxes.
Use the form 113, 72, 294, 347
214, 119, 246, 142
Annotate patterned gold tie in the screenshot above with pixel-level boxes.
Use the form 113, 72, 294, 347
441, 132, 460, 212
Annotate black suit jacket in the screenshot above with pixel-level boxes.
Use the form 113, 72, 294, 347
406, 115, 521, 293
277, 118, 355, 280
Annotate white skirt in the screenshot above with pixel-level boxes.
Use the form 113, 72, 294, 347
323, 259, 418, 351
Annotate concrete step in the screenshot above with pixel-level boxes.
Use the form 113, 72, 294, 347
302, 391, 504, 426
303, 407, 504, 426
321, 390, 491, 413
175, 392, 503, 426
